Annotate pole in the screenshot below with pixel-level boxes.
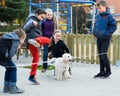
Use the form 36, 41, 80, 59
56, 0, 59, 26
70, 5, 73, 33
91, 3, 96, 33
29, 0, 32, 14
76, 4, 78, 34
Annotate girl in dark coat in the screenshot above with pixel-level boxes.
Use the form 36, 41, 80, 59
48, 30, 72, 75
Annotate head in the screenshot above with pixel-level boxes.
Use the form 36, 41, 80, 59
53, 29, 62, 43
34, 8, 46, 21
62, 53, 73, 64
13, 29, 26, 44
45, 8, 53, 20
96, 0, 107, 13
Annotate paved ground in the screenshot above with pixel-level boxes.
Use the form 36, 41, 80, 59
0, 57, 120, 96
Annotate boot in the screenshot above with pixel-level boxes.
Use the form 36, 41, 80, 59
9, 82, 25, 94
3, 81, 9, 93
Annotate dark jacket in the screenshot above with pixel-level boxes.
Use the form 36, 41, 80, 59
93, 10, 117, 39
49, 40, 70, 58
41, 19, 54, 38
0, 32, 20, 62
23, 13, 42, 43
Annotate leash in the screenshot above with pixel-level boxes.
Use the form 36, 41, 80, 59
2, 52, 107, 68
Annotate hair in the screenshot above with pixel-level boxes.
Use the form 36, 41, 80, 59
45, 8, 53, 14
53, 12, 59, 31
53, 29, 61, 35
45, 8, 58, 30
13, 28, 26, 39
34, 8, 46, 15
97, 0, 107, 7
49, 29, 61, 47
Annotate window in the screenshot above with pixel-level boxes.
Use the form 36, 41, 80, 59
109, 6, 115, 14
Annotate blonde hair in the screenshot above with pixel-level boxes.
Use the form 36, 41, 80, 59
49, 29, 61, 47
13, 29, 26, 40
53, 29, 61, 35
45, 8, 53, 14
45, 8, 58, 31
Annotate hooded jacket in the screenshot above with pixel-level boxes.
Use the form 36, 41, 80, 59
0, 32, 20, 61
23, 13, 42, 43
93, 10, 117, 39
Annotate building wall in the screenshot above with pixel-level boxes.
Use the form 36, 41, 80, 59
106, 0, 120, 14
105, 0, 120, 34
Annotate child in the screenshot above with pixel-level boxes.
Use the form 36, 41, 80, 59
48, 30, 72, 75
23, 8, 51, 84
93, 0, 117, 78
0, 29, 26, 94
41, 8, 58, 73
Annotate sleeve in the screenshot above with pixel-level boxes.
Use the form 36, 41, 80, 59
106, 15, 117, 35
62, 41, 70, 53
23, 18, 34, 32
8, 41, 19, 58
41, 21, 44, 34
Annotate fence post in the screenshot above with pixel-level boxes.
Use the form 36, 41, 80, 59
116, 35, 120, 66
90, 35, 95, 64
86, 34, 90, 63
112, 36, 117, 65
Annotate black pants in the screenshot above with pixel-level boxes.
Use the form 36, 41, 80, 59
97, 38, 111, 74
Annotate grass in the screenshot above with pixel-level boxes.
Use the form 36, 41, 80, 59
24, 65, 55, 70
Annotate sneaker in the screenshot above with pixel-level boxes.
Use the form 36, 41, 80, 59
28, 39, 40, 47
41, 68, 47, 73
94, 72, 105, 78
28, 77, 40, 85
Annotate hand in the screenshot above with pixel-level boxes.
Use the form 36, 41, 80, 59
33, 21, 38, 27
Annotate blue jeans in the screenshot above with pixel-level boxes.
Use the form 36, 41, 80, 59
43, 44, 48, 69
97, 38, 111, 74
0, 60, 17, 82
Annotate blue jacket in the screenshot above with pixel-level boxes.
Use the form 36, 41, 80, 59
93, 10, 117, 39
0, 32, 20, 61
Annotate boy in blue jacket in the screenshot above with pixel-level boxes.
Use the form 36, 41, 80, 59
0, 29, 26, 94
93, 0, 117, 78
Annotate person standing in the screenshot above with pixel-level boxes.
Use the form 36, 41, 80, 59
41, 8, 58, 73
23, 8, 51, 84
93, 0, 117, 78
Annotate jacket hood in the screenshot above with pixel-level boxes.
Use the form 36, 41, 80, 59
2, 32, 20, 40
27, 13, 39, 21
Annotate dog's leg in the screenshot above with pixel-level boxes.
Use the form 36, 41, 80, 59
57, 68, 62, 80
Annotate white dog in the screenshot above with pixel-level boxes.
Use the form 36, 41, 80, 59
49, 53, 73, 80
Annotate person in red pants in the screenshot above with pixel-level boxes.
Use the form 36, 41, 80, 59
23, 8, 50, 85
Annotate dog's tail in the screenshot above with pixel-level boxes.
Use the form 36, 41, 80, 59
48, 58, 57, 65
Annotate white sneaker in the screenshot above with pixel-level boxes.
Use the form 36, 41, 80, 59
28, 39, 40, 47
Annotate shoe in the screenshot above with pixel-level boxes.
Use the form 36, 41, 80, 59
103, 72, 111, 78
9, 83, 24, 94
41, 68, 46, 73
3, 83, 9, 93
28, 39, 40, 47
10, 86, 25, 94
94, 72, 105, 78
28, 77, 40, 85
